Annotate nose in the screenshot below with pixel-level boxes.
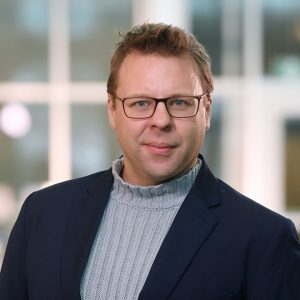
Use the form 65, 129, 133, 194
150, 102, 172, 129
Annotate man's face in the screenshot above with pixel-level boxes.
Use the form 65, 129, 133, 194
108, 52, 211, 186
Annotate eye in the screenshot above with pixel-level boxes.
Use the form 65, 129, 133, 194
169, 98, 189, 106
135, 100, 150, 107
126, 98, 153, 110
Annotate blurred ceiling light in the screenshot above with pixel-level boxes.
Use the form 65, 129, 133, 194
0, 103, 32, 138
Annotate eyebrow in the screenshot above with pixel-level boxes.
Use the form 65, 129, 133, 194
120, 93, 197, 99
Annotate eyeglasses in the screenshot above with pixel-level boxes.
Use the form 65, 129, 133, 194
114, 93, 208, 119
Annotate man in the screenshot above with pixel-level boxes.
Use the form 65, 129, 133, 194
0, 23, 300, 300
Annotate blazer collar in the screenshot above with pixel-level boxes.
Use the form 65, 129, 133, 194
60, 169, 114, 300
139, 155, 220, 299
60, 155, 220, 299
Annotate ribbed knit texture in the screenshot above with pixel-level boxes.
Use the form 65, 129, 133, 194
80, 159, 201, 300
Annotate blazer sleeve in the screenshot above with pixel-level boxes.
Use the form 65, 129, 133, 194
248, 218, 300, 299
0, 194, 32, 300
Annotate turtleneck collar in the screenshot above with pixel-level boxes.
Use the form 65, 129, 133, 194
110, 158, 201, 210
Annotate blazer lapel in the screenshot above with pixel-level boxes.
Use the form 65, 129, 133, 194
139, 159, 220, 300
60, 170, 114, 300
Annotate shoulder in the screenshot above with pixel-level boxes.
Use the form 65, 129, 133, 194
215, 178, 296, 240
23, 169, 113, 215
217, 179, 284, 220
196, 156, 289, 229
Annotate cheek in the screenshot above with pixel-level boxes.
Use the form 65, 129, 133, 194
186, 120, 206, 149
115, 117, 145, 144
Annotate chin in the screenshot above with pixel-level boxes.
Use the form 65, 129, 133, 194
148, 168, 181, 183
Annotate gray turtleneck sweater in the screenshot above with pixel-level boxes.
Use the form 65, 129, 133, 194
80, 159, 201, 300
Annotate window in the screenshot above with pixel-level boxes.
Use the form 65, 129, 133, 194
70, 0, 132, 81
264, 0, 300, 76
71, 104, 120, 177
0, 0, 48, 81
285, 119, 300, 210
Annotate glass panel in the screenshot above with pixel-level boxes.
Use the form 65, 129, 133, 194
70, 0, 132, 81
264, 0, 300, 76
191, 0, 243, 76
285, 119, 300, 210
0, 103, 49, 266
0, 0, 48, 81
191, 0, 222, 75
71, 104, 121, 178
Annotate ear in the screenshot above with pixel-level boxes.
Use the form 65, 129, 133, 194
205, 95, 212, 130
107, 94, 116, 129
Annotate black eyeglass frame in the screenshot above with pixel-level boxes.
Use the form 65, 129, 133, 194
113, 93, 208, 119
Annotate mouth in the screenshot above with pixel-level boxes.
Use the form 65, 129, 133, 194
143, 142, 176, 155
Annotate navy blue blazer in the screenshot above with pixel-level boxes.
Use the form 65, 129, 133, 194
1, 156, 300, 299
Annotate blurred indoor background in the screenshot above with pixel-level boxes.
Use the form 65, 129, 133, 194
0, 0, 300, 266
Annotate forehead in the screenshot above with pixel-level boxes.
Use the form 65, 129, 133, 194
119, 51, 198, 74
116, 52, 202, 96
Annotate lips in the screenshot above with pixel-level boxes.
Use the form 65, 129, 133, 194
143, 142, 176, 155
